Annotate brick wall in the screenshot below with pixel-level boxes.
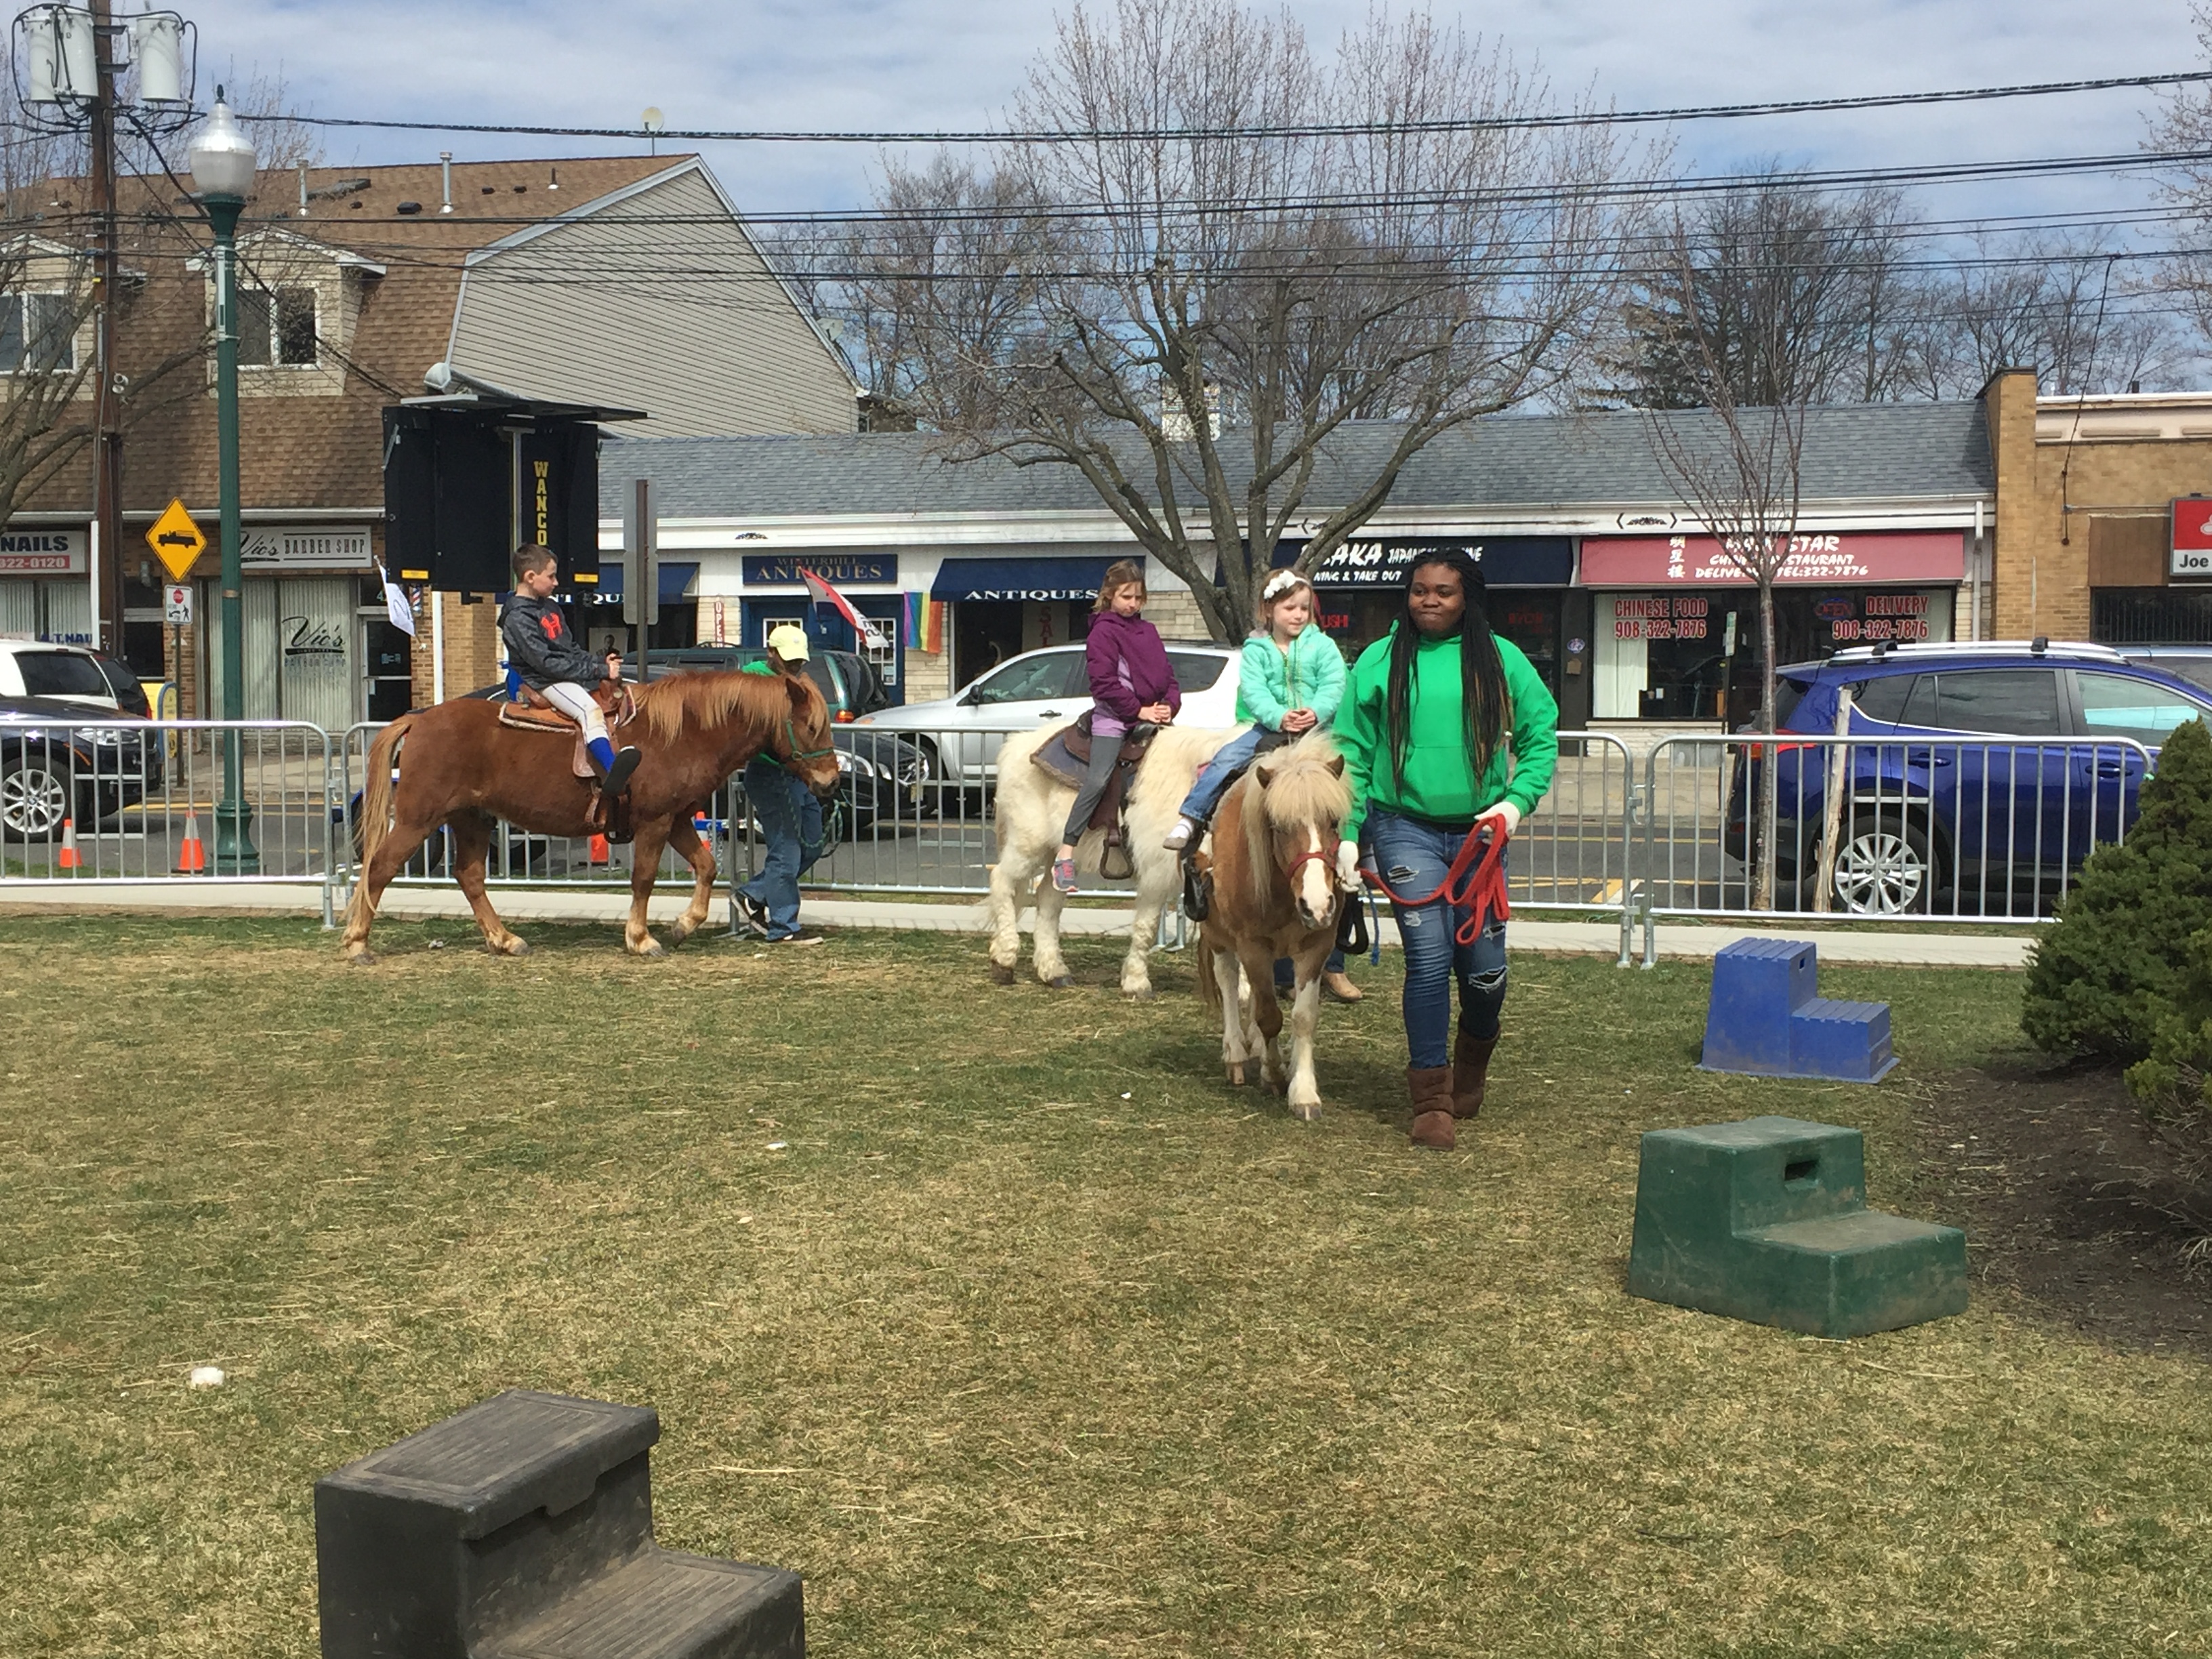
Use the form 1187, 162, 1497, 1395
408, 594, 506, 705
1989, 368, 2212, 640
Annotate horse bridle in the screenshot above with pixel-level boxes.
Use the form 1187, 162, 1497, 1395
778, 716, 836, 767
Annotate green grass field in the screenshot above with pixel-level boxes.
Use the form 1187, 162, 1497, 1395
2, 914, 2205, 1658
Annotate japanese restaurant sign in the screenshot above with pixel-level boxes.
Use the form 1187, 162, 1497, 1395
1580, 530, 1964, 586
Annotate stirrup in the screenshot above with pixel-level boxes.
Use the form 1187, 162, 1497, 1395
600, 745, 642, 798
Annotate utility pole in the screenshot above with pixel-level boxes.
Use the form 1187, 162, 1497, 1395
87, 0, 124, 657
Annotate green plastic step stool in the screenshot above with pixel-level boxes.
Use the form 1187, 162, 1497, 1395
1627, 1115, 1967, 1338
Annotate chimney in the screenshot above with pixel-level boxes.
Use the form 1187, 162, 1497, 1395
439, 152, 453, 213
298, 163, 309, 217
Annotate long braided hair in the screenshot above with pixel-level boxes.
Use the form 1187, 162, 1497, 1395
1384, 548, 1511, 797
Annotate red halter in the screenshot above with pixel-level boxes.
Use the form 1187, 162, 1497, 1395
1362, 821, 1512, 946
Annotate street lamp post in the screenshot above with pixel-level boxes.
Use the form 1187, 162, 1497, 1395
187, 91, 258, 873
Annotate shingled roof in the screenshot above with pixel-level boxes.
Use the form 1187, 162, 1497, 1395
8, 155, 691, 518
600, 401, 1994, 522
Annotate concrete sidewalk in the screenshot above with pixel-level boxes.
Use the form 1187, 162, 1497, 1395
0, 879, 2036, 967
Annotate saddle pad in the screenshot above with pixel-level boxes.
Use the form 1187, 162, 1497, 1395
497, 701, 576, 734
1032, 725, 1087, 790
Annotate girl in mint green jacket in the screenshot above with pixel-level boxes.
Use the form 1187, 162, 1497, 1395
1334, 546, 1557, 1151
1164, 569, 1347, 849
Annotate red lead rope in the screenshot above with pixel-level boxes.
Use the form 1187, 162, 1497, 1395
1361, 821, 1512, 947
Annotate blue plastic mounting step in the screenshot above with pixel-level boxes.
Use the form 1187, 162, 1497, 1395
1700, 939, 1896, 1083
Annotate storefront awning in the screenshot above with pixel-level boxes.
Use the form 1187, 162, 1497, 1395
597, 560, 699, 602
1580, 531, 1964, 586
932, 556, 1113, 603
1275, 536, 1575, 588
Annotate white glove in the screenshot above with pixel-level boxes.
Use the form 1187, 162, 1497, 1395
1336, 839, 1363, 891
1478, 801, 1521, 839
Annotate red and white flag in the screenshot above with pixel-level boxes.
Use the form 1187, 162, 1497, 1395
800, 567, 884, 648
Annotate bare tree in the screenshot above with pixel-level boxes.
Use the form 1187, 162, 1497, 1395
1936, 234, 2183, 396
1639, 207, 1816, 910
1613, 175, 1936, 409
792, 0, 1650, 640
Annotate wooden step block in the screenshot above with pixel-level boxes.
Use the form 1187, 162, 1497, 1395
316, 1390, 803, 1658
1628, 1115, 1967, 1338
479, 1552, 802, 1659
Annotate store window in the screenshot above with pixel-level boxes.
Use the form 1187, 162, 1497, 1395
0, 577, 93, 644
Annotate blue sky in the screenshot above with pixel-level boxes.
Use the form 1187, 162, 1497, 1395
186, 0, 2204, 221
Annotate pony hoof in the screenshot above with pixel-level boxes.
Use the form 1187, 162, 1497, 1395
1046, 975, 1073, 989
502, 938, 531, 957
632, 940, 666, 960
1289, 1100, 1322, 1122
344, 949, 376, 966
1225, 1063, 1246, 1086
989, 962, 1017, 985
1125, 987, 1155, 1002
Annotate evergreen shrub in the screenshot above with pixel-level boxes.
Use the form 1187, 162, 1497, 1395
2022, 718, 2212, 1079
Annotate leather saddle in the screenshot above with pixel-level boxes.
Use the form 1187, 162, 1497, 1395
497, 682, 640, 843
1033, 712, 1156, 880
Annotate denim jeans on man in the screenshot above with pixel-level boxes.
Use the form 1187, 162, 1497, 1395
737, 756, 823, 940
1366, 810, 1508, 1069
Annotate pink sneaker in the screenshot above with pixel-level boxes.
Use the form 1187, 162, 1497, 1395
1051, 856, 1078, 895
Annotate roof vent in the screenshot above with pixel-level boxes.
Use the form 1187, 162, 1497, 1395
440, 151, 453, 214
396, 201, 423, 216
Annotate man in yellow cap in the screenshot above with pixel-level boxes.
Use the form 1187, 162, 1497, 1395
735, 623, 827, 945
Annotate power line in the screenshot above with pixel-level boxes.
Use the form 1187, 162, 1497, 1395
231, 70, 2212, 145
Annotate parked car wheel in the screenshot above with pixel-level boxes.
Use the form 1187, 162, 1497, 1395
1825, 811, 1934, 916
0, 756, 72, 840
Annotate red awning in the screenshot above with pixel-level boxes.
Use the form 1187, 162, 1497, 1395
1580, 530, 1964, 586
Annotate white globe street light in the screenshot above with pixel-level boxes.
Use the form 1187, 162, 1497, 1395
185, 94, 256, 200
186, 88, 260, 869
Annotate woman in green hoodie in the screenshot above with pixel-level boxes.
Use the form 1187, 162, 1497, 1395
1334, 547, 1558, 1150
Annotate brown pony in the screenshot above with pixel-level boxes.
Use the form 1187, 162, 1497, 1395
340, 669, 842, 963
1194, 733, 1352, 1119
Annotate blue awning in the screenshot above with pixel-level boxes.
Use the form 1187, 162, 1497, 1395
596, 560, 699, 602
931, 556, 1113, 604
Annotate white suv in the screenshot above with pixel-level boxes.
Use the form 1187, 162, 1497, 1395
0, 640, 136, 710
856, 641, 1244, 782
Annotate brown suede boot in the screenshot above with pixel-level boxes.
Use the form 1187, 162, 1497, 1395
1408, 1065, 1456, 1150
1451, 1031, 1498, 1120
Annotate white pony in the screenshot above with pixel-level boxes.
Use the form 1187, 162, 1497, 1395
987, 723, 1235, 997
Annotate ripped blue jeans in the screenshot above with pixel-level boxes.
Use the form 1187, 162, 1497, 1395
1366, 809, 1509, 1069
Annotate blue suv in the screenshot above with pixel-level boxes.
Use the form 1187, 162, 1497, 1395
1724, 639, 2212, 914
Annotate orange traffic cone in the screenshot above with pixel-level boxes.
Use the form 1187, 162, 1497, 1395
174, 809, 209, 873
588, 832, 611, 866
56, 816, 80, 870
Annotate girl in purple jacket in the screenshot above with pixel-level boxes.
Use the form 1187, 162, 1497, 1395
1055, 560, 1181, 894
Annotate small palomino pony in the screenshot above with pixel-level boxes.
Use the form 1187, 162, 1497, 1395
1195, 733, 1353, 1119
341, 670, 842, 963
986, 723, 1231, 997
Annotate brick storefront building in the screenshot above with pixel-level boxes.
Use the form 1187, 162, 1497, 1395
1984, 367, 2212, 644
1, 152, 855, 721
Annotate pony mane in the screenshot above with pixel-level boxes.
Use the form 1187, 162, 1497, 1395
632, 670, 806, 743
1240, 731, 1350, 876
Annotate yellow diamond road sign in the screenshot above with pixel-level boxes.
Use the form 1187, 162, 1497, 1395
146, 498, 207, 582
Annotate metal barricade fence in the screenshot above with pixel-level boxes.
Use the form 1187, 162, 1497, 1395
769, 723, 1642, 959
0, 717, 337, 922
1638, 731, 2158, 965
